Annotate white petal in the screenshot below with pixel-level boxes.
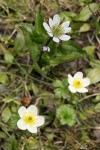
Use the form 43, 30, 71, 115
74, 72, 83, 79
63, 27, 71, 34
68, 85, 77, 93
53, 14, 60, 26
77, 88, 88, 93
43, 22, 52, 33
53, 37, 59, 43
47, 32, 53, 37
62, 21, 70, 28
47, 47, 50, 52
49, 18, 53, 28
27, 105, 38, 115
59, 35, 71, 41
35, 116, 45, 127
17, 119, 27, 130
68, 74, 74, 85
83, 78, 90, 87
18, 106, 27, 118
27, 125, 37, 133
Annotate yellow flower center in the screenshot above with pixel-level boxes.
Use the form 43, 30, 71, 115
73, 79, 83, 88
52, 24, 65, 37
23, 113, 36, 125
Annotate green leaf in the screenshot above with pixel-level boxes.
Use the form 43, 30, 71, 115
14, 31, 25, 54
0, 131, 7, 138
20, 23, 45, 44
79, 23, 90, 32
0, 72, 9, 84
83, 45, 95, 57
49, 41, 87, 67
75, 3, 100, 21
56, 104, 76, 126
94, 103, 100, 112
21, 30, 40, 62
35, 9, 45, 34
90, 60, 100, 68
4, 50, 14, 64
52, 80, 64, 88
54, 88, 67, 99
87, 68, 100, 84
8, 114, 19, 129
2, 107, 12, 123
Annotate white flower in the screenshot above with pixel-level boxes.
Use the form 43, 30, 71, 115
43, 46, 50, 52
68, 72, 90, 93
17, 105, 45, 133
43, 14, 71, 43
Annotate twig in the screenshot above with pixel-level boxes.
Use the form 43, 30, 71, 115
80, 93, 100, 102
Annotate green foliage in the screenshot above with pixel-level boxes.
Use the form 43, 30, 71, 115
75, 3, 100, 21
56, 104, 76, 126
49, 41, 87, 67
0, 72, 9, 85
94, 103, 100, 112
87, 68, 100, 84
52, 79, 68, 99
2, 107, 12, 123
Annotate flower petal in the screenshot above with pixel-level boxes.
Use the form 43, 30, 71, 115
74, 72, 83, 79
49, 18, 53, 28
17, 119, 27, 130
77, 88, 88, 93
53, 14, 60, 26
35, 116, 45, 127
27, 105, 38, 115
18, 106, 27, 118
68, 74, 74, 85
83, 78, 90, 87
68, 85, 77, 93
47, 32, 53, 37
62, 21, 70, 28
27, 125, 37, 133
43, 22, 52, 33
63, 27, 71, 34
53, 37, 59, 43
59, 35, 71, 41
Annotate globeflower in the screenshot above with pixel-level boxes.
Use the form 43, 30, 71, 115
43, 14, 71, 43
68, 72, 90, 93
17, 105, 45, 133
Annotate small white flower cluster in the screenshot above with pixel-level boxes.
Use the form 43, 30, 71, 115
43, 14, 71, 43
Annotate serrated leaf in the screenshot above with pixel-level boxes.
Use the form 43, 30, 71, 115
75, 3, 100, 21
2, 107, 11, 123
52, 80, 64, 88
54, 88, 67, 99
56, 104, 76, 126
